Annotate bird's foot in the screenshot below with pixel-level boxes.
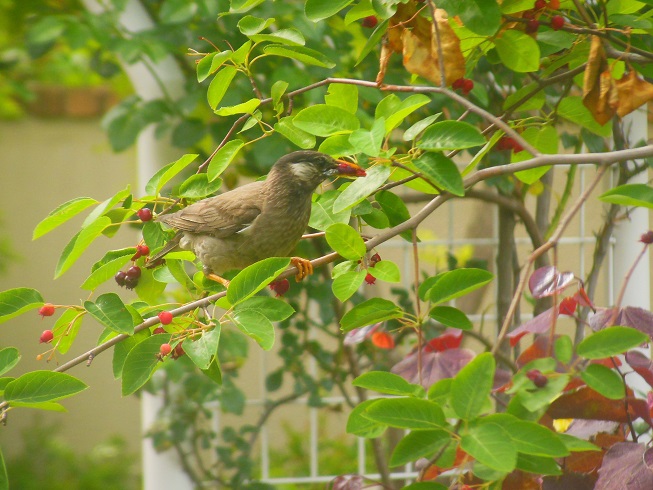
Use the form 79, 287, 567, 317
290, 257, 313, 282
205, 273, 230, 288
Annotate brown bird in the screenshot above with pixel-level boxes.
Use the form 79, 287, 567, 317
147, 150, 366, 286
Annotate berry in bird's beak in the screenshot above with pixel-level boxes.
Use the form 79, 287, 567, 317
335, 160, 367, 177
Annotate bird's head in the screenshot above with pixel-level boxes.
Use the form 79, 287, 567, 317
272, 150, 366, 190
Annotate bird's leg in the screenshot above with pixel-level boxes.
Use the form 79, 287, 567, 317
203, 267, 230, 288
290, 257, 313, 282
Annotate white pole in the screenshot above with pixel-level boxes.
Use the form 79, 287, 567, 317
81, 1, 192, 488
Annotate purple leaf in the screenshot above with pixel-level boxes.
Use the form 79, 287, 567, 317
391, 347, 475, 389
331, 474, 364, 490
625, 350, 653, 388
565, 419, 620, 440
508, 307, 556, 346
596, 442, 653, 490
529, 266, 575, 299
590, 306, 653, 337
343, 323, 380, 345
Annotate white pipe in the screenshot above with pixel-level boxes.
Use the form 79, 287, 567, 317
81, 1, 191, 488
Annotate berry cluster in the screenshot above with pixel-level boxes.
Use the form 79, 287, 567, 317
452, 78, 474, 96
523, 0, 564, 33
269, 278, 290, 297
38, 303, 56, 345
526, 369, 548, 388
115, 244, 150, 290
361, 16, 378, 28
365, 253, 382, 285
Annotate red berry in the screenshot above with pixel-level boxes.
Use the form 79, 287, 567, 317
370, 253, 381, 266
124, 275, 139, 290
40, 329, 54, 343
158, 311, 173, 325
534, 0, 546, 9
523, 9, 536, 19
126, 265, 141, 279
39, 304, 55, 317
361, 16, 378, 28
115, 271, 127, 287
551, 15, 565, 30
526, 369, 548, 388
137, 244, 150, 256
461, 78, 474, 95
137, 208, 153, 222
525, 19, 540, 33
548, 0, 560, 9
640, 231, 653, 244
452, 78, 465, 90
159, 343, 172, 356
153, 327, 166, 334
365, 273, 376, 285
269, 278, 290, 297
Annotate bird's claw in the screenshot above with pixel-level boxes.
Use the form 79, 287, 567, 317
291, 257, 313, 282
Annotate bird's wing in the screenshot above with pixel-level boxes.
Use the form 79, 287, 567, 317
157, 181, 264, 237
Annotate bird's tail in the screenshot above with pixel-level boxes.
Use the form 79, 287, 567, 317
145, 232, 183, 269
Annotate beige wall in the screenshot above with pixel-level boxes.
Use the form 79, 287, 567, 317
0, 118, 141, 456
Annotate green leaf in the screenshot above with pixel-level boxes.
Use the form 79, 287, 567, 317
82, 186, 130, 228
346, 399, 387, 438
319, 134, 357, 156
145, 154, 198, 195
293, 104, 360, 137
84, 293, 133, 335
429, 305, 473, 330
113, 329, 151, 379
4, 371, 87, 403
461, 423, 516, 473
375, 190, 413, 241
309, 190, 352, 231
500, 417, 570, 457
81, 255, 131, 291
55, 217, 111, 278
207, 140, 244, 181
349, 118, 385, 157
184, 326, 221, 370
577, 326, 648, 359
231, 309, 275, 350
332, 270, 366, 302
121, 335, 170, 396
234, 296, 295, 322
208, 65, 238, 110
178, 174, 223, 199
403, 114, 442, 141
451, 352, 495, 419
275, 117, 316, 149
557, 433, 600, 452
226, 257, 291, 305
8, 401, 66, 412
503, 83, 545, 112
495, 30, 540, 72
580, 363, 625, 399
325, 223, 366, 260
305, 0, 354, 21
263, 44, 335, 68
52, 308, 84, 355
516, 454, 562, 476
333, 165, 391, 213
513, 125, 558, 183
390, 430, 450, 467
363, 398, 445, 429
599, 183, 653, 208
215, 98, 261, 116
134, 266, 166, 304
554, 335, 573, 364
383, 94, 431, 133
33, 197, 98, 239
250, 29, 305, 46
159, 0, 196, 23
0, 348, 20, 377
558, 96, 612, 137
427, 268, 494, 305
340, 297, 403, 332
355, 18, 389, 65
353, 371, 424, 397
237, 15, 275, 35
413, 153, 464, 196
0, 288, 44, 324
344, 0, 375, 24
440, 0, 501, 36
325, 84, 358, 114
368, 260, 401, 283
417, 121, 486, 151
0, 446, 7, 490
27, 16, 66, 45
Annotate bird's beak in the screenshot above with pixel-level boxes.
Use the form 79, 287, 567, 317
334, 159, 367, 177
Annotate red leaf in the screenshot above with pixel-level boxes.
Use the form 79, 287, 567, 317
426, 328, 463, 352
529, 265, 575, 298
391, 347, 475, 389
576, 287, 596, 311
625, 350, 653, 389
371, 331, 395, 349
509, 307, 557, 347
516, 335, 552, 367
559, 296, 578, 316
590, 306, 653, 337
